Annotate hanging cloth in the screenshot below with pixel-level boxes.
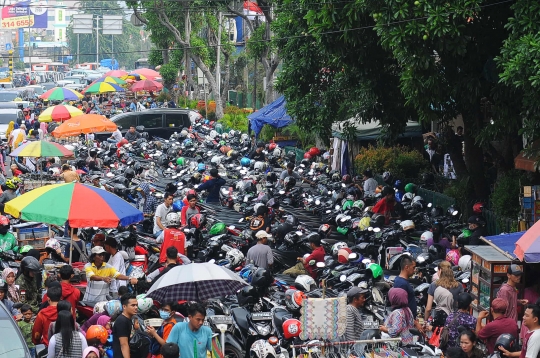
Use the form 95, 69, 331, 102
299, 297, 347, 340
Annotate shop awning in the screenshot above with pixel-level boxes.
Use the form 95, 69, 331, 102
515, 219, 540, 262
515, 152, 537, 172
481, 232, 524, 259
248, 96, 293, 136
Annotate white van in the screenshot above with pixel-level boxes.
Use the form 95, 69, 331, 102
0, 108, 24, 139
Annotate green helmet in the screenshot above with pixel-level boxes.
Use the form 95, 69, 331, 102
209, 222, 227, 236
461, 229, 472, 238
20, 245, 33, 254
176, 157, 185, 166
404, 183, 417, 193
337, 226, 348, 235
352, 200, 365, 210
367, 263, 383, 279
219, 140, 226, 146
12, 245, 19, 253
342, 200, 354, 211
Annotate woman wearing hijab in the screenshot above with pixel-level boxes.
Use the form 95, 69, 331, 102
83, 346, 100, 358
6, 121, 14, 141
379, 287, 415, 345
97, 315, 112, 334
2, 267, 20, 302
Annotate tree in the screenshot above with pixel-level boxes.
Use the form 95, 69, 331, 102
66, 0, 143, 68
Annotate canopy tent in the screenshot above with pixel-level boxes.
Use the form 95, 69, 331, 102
481, 232, 524, 259
332, 118, 422, 140
515, 219, 540, 262
248, 96, 293, 136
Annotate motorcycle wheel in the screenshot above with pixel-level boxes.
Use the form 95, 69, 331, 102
225, 344, 244, 358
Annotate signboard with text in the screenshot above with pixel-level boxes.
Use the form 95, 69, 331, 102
1, 1, 48, 29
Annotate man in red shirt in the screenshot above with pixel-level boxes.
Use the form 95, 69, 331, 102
42, 265, 80, 320
496, 264, 528, 321
476, 298, 519, 354
372, 186, 396, 224
283, 235, 325, 278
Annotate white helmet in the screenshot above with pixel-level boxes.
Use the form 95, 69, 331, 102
241, 133, 249, 142
105, 300, 122, 316
332, 242, 348, 256
93, 301, 108, 314
211, 156, 221, 165
165, 212, 180, 227
229, 129, 236, 137
402, 192, 415, 203
45, 238, 61, 252
250, 340, 277, 358
273, 148, 282, 157
400, 220, 415, 231
222, 133, 229, 139
253, 161, 267, 171
137, 294, 153, 314
209, 130, 218, 139
295, 275, 317, 292
64, 144, 75, 151
226, 249, 244, 267
180, 129, 188, 138
420, 231, 433, 242
458, 255, 472, 272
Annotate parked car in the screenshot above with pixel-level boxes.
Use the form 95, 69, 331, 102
0, 108, 24, 138
0, 300, 33, 357
0, 90, 25, 102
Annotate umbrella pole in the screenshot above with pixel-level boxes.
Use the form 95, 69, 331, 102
69, 227, 73, 264
221, 330, 226, 357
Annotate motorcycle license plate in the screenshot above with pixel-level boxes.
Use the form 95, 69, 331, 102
211, 315, 233, 325
363, 321, 379, 330
251, 312, 272, 321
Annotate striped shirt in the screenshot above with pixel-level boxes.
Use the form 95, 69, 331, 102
84, 262, 120, 280
83, 262, 120, 303
344, 305, 364, 341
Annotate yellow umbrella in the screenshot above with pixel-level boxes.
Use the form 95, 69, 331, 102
38, 105, 84, 122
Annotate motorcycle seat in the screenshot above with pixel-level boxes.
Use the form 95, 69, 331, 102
321, 239, 339, 246
272, 308, 292, 333
231, 307, 249, 331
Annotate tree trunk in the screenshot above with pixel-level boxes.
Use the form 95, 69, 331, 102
221, 52, 230, 107
191, 55, 224, 119
461, 114, 491, 200
162, 49, 169, 64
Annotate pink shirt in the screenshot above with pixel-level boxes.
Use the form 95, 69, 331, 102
496, 282, 518, 320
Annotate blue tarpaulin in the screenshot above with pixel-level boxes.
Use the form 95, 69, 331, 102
481, 231, 525, 259
248, 96, 293, 136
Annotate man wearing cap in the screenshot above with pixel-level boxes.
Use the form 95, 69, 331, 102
344, 286, 369, 341
496, 264, 528, 321
91, 175, 104, 190
467, 215, 488, 245
476, 298, 519, 354
246, 231, 274, 269
83, 246, 137, 303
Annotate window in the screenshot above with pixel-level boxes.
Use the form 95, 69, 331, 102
58, 10, 63, 21
138, 113, 162, 128
48, 16, 54, 21
0, 320, 28, 356
165, 112, 189, 128
113, 114, 137, 129
65, 16, 70, 22
58, 29, 63, 40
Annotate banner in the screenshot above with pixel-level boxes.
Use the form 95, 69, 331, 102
1, 0, 48, 29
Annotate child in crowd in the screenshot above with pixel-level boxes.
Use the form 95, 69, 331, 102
11, 164, 22, 177
161, 343, 180, 358
18, 304, 35, 358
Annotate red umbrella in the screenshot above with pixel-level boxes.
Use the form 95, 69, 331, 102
130, 79, 163, 92
132, 68, 160, 79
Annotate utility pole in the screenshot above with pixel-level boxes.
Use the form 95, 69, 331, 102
216, 11, 222, 96
95, 16, 100, 63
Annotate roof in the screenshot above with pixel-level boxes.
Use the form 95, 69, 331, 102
479, 231, 525, 260
332, 118, 422, 140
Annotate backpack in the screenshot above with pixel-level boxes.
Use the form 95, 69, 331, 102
129, 324, 152, 358
150, 321, 175, 354
439, 312, 461, 350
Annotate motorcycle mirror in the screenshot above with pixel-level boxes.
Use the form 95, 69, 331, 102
340, 274, 346, 282
373, 227, 381, 233
349, 253, 358, 260
427, 203, 433, 208
316, 262, 326, 268
208, 259, 216, 264
279, 190, 285, 195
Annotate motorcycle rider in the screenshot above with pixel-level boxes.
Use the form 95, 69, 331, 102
372, 186, 396, 224
466, 215, 487, 245
0, 180, 18, 213
154, 194, 174, 239
147, 246, 191, 283
157, 212, 187, 264
362, 170, 378, 196
15, 256, 41, 312
0, 215, 16, 251
180, 194, 200, 226
195, 168, 226, 203
249, 142, 266, 162
283, 235, 325, 278
344, 286, 369, 340
343, 175, 362, 200
103, 237, 126, 298
279, 162, 301, 186
124, 126, 141, 143
250, 205, 271, 234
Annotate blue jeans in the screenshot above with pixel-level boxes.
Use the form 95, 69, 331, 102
107, 138, 118, 144
28, 347, 36, 358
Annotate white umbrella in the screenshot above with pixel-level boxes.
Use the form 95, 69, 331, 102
146, 262, 248, 302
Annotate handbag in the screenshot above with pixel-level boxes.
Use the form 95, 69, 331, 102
429, 326, 442, 347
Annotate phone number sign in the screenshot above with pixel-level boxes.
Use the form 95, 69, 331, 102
1, 15, 34, 28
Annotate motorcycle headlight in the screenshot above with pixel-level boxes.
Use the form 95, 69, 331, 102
254, 323, 272, 336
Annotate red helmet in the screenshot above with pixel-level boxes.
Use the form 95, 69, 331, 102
308, 147, 320, 157
0, 215, 9, 226
269, 143, 277, 151
342, 174, 352, 184
190, 214, 207, 229
337, 247, 353, 264
473, 202, 484, 214
86, 325, 109, 344
220, 145, 231, 154
117, 138, 128, 148
187, 189, 197, 197
303, 152, 312, 160
283, 319, 302, 340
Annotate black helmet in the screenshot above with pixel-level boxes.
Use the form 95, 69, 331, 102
76, 159, 86, 169
275, 222, 293, 240
21, 256, 41, 273
428, 243, 446, 261
371, 213, 385, 228
318, 224, 331, 238
256, 141, 265, 148
283, 177, 296, 189
284, 215, 299, 226
266, 172, 277, 183
342, 174, 352, 184
251, 268, 273, 288
457, 292, 473, 309
284, 232, 300, 245
431, 206, 444, 218
124, 167, 136, 180
286, 151, 296, 162
495, 334, 518, 354
0, 280, 7, 292
431, 222, 444, 238
237, 286, 257, 306
114, 184, 127, 197
301, 159, 310, 167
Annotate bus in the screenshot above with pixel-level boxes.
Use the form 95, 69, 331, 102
32, 63, 69, 72
135, 58, 155, 70
75, 63, 100, 70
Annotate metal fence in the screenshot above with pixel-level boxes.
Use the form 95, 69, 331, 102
483, 208, 519, 236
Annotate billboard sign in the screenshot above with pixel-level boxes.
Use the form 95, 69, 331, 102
72, 14, 93, 34
1, 1, 48, 29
